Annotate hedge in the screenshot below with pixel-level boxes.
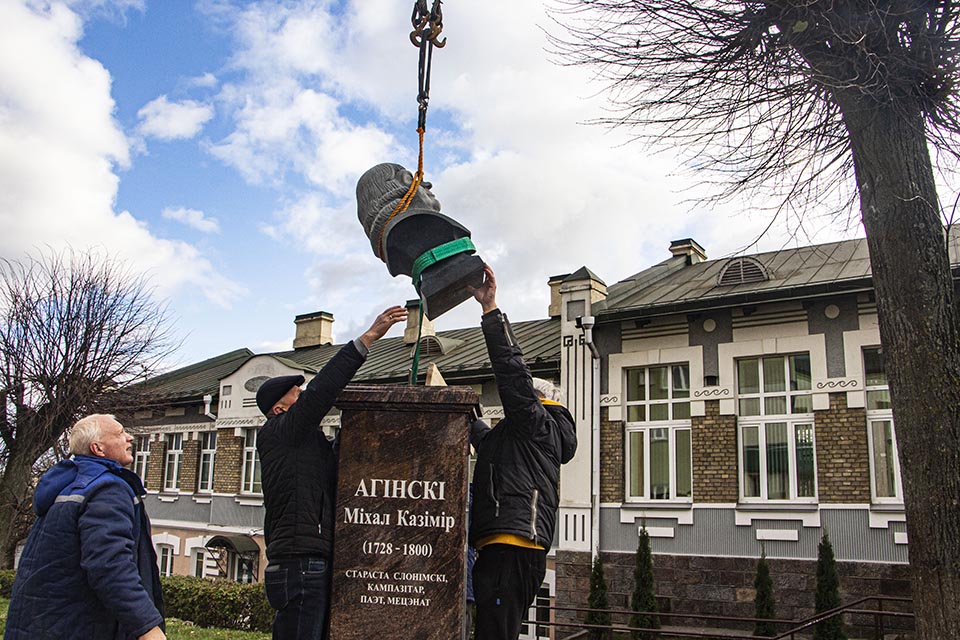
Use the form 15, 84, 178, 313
161, 575, 273, 633
0, 571, 272, 633
0, 570, 14, 598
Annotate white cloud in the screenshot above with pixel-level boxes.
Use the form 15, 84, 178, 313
137, 95, 214, 141
0, 2, 243, 310
198, 0, 862, 336
162, 207, 220, 234
188, 72, 218, 89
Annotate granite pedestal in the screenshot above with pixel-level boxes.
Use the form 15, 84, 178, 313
329, 385, 479, 640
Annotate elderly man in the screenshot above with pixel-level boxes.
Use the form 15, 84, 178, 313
257, 304, 407, 640
467, 264, 578, 640
6, 414, 165, 640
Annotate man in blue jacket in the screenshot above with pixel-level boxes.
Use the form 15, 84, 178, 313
6, 414, 165, 640
467, 264, 578, 640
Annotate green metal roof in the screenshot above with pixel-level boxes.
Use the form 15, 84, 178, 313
139, 348, 253, 400
139, 317, 560, 402
597, 232, 960, 322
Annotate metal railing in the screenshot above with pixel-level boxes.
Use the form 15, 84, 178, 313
521, 595, 914, 639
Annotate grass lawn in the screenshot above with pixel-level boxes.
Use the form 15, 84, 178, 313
0, 597, 270, 640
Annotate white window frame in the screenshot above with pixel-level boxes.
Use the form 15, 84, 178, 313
736, 353, 813, 417
133, 435, 150, 482
229, 551, 256, 583
737, 353, 817, 503
623, 364, 693, 504
738, 419, 817, 503
863, 346, 903, 504
164, 433, 183, 491
241, 428, 261, 495
158, 544, 174, 577
192, 548, 207, 577
197, 431, 217, 493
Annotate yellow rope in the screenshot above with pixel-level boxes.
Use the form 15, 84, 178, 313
377, 127, 426, 258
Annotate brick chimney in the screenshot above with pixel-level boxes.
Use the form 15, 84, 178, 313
294, 311, 334, 349
403, 299, 436, 344
669, 238, 707, 264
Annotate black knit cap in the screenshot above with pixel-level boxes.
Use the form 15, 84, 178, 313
255, 374, 305, 416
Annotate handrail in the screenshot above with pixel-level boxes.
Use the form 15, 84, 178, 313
523, 594, 914, 639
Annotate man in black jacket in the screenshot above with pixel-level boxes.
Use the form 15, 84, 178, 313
256, 305, 407, 640
468, 264, 578, 640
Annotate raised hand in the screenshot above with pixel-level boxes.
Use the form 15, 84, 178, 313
469, 263, 498, 314
359, 305, 409, 348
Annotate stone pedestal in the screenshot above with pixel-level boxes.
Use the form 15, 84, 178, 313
330, 385, 478, 640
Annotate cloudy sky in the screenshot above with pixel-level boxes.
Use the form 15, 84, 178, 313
2, 0, 868, 369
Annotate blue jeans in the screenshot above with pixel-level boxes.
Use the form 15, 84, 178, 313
264, 557, 331, 640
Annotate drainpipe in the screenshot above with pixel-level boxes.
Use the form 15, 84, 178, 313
578, 316, 601, 560
203, 394, 217, 421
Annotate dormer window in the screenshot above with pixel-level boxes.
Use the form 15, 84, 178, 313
717, 257, 769, 286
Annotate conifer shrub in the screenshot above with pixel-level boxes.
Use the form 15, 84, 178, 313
754, 549, 777, 637
585, 555, 612, 640
814, 532, 847, 640
629, 527, 660, 640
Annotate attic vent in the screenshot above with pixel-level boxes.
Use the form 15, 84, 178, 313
418, 335, 446, 357
718, 257, 769, 286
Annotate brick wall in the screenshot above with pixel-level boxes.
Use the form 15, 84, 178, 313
555, 550, 592, 636
599, 407, 624, 503
692, 400, 738, 502
145, 440, 167, 491
815, 393, 870, 503
213, 428, 243, 494
555, 550, 913, 638
179, 438, 201, 494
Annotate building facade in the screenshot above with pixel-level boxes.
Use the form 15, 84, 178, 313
126, 234, 957, 637
549, 236, 958, 634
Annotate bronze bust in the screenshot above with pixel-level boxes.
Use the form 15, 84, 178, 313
357, 163, 484, 319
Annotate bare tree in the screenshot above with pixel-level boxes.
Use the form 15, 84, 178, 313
552, 2, 960, 638
0, 248, 177, 568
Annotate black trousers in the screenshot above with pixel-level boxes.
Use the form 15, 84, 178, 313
473, 544, 546, 640
263, 556, 331, 640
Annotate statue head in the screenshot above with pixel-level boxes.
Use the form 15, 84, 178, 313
356, 163, 442, 261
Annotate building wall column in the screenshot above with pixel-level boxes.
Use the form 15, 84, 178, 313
692, 400, 738, 502
213, 428, 243, 494
179, 438, 201, 494
815, 392, 870, 503
145, 440, 167, 492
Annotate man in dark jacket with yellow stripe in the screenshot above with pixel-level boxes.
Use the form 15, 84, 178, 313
468, 264, 578, 640
256, 304, 407, 640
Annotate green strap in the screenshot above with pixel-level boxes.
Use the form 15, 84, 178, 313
408, 237, 476, 384
409, 300, 426, 385
410, 237, 476, 289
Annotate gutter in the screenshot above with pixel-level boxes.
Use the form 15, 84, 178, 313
202, 394, 217, 421
578, 316, 601, 560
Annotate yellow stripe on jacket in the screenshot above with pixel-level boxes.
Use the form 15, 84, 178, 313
476, 533, 545, 551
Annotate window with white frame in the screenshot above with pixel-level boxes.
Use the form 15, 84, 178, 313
157, 544, 174, 577
241, 428, 262, 494
229, 551, 256, 583
164, 433, 182, 491
192, 548, 206, 577
624, 364, 692, 501
133, 435, 150, 482
864, 347, 902, 502
737, 354, 817, 502
197, 431, 217, 493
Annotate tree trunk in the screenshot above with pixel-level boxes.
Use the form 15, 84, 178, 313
840, 98, 960, 639
0, 448, 38, 569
